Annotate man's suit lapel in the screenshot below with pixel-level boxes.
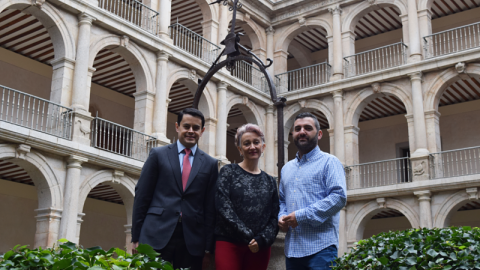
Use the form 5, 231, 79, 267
167, 142, 183, 192
184, 149, 205, 192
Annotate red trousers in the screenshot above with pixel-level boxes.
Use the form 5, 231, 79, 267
215, 241, 271, 270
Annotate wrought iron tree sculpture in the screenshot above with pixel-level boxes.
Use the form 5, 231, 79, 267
192, 0, 287, 178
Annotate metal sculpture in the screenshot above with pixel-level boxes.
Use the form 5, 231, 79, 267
192, 0, 286, 178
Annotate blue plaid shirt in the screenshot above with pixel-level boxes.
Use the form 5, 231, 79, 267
279, 146, 347, 258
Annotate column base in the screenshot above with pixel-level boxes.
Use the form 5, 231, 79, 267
410, 154, 430, 181
151, 133, 171, 146
158, 32, 173, 44
331, 73, 344, 81
216, 156, 230, 168
408, 54, 422, 63
72, 111, 93, 146
411, 148, 429, 158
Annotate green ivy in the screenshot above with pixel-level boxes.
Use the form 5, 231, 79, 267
0, 239, 183, 270
333, 227, 480, 270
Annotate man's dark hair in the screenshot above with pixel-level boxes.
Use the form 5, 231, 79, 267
177, 108, 205, 128
294, 112, 321, 131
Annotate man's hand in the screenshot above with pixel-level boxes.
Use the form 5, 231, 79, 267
202, 253, 211, 269
278, 216, 288, 232
248, 239, 259, 253
283, 212, 298, 228
132, 242, 139, 254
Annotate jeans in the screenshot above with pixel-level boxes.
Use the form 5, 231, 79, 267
285, 245, 337, 270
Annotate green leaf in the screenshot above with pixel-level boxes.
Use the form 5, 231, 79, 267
87, 266, 104, 270
136, 244, 160, 260
378, 257, 389, 265
3, 250, 14, 261
426, 249, 438, 258
60, 242, 77, 250
57, 238, 69, 243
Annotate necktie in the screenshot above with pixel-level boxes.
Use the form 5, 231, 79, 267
182, 148, 192, 191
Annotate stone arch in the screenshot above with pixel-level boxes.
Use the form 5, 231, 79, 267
166, 67, 215, 119
345, 83, 413, 127
283, 99, 334, 140
342, 0, 408, 33
88, 35, 154, 94
275, 17, 333, 53
418, 0, 434, 11
226, 95, 264, 129
347, 199, 420, 243
433, 190, 473, 228
196, 0, 216, 22
0, 1, 75, 60
78, 170, 135, 224
0, 144, 62, 209
228, 12, 266, 53
423, 64, 480, 111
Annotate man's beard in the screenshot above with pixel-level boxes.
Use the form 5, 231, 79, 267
294, 135, 318, 153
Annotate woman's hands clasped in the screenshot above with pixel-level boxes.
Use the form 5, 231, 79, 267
248, 239, 259, 253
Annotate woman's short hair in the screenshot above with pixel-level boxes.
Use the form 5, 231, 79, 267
235, 124, 265, 147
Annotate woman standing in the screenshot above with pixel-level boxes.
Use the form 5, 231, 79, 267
215, 123, 279, 270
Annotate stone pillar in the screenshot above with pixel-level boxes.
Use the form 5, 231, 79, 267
34, 208, 62, 248
72, 112, 94, 145
405, 114, 416, 154
71, 13, 95, 112
273, 50, 289, 77
327, 35, 334, 66
152, 50, 172, 146
125, 224, 133, 254
75, 213, 85, 244
199, 117, 217, 156
400, 14, 409, 50
327, 128, 334, 155
329, 5, 343, 81
158, 0, 172, 39
133, 91, 155, 134
344, 125, 359, 166
216, 81, 230, 165
414, 190, 433, 228
407, 0, 422, 61
202, 19, 219, 45
410, 72, 429, 157
424, 110, 441, 153
265, 105, 275, 176
338, 206, 347, 257
50, 57, 75, 107
252, 48, 267, 64
333, 90, 345, 163
341, 31, 355, 59
418, 9, 432, 57
266, 26, 275, 75
217, 4, 229, 45
59, 155, 88, 242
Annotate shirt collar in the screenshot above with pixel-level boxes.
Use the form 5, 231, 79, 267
177, 140, 197, 156
295, 146, 321, 162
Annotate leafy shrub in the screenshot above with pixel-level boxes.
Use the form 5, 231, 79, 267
333, 227, 480, 270
0, 239, 180, 270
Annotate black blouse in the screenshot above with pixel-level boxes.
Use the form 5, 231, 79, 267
215, 164, 280, 250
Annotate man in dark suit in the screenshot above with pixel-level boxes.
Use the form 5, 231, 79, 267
132, 108, 218, 270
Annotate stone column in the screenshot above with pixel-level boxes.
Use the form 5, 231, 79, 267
418, 9, 432, 55
410, 72, 429, 157
327, 35, 334, 66
75, 213, 85, 244
199, 117, 217, 156
133, 91, 155, 134
273, 50, 289, 77
71, 13, 95, 112
217, 4, 229, 45
341, 31, 355, 59
158, 0, 172, 40
216, 81, 230, 165
59, 155, 88, 242
425, 110, 441, 153
125, 224, 133, 254
405, 114, 416, 154
333, 90, 345, 163
338, 206, 347, 257
344, 125, 359, 166
329, 5, 343, 81
407, 0, 422, 61
265, 105, 275, 175
34, 208, 62, 248
50, 57, 75, 107
266, 26, 275, 75
202, 19, 219, 45
400, 14, 409, 50
414, 190, 433, 228
151, 50, 172, 146
328, 128, 334, 155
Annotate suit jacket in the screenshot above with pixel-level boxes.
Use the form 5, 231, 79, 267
131, 142, 218, 256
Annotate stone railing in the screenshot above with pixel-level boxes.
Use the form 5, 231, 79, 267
345, 157, 412, 189
275, 62, 331, 93
99, 0, 160, 35
429, 146, 480, 179
424, 21, 480, 59
344, 42, 408, 78
169, 23, 221, 64
231, 60, 269, 93
90, 117, 157, 162
0, 84, 73, 140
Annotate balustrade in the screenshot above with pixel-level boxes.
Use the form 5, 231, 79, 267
231, 60, 269, 93
424, 22, 480, 58
275, 62, 331, 93
429, 146, 480, 179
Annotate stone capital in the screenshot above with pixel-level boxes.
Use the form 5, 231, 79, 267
344, 125, 360, 134
205, 117, 218, 124
16, 144, 31, 160
78, 12, 96, 25
67, 155, 88, 169
328, 4, 342, 15
77, 213, 85, 224
133, 90, 156, 100
417, 9, 433, 18
124, 224, 132, 233
273, 49, 289, 58
327, 128, 334, 135
466, 188, 478, 201
424, 110, 441, 118
414, 190, 432, 201
409, 72, 423, 82
50, 57, 76, 70
332, 89, 343, 98
157, 50, 172, 62
266, 105, 274, 114
34, 208, 63, 221
266, 26, 275, 35
376, 198, 386, 208
217, 81, 230, 91
87, 67, 96, 76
